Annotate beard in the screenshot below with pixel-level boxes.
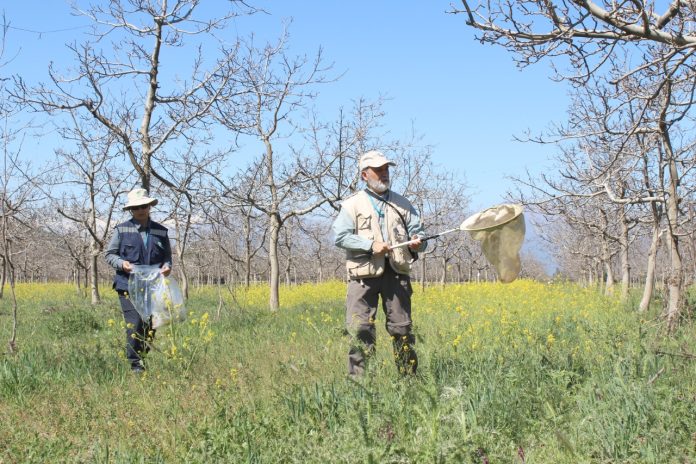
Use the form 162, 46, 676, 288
367, 177, 390, 194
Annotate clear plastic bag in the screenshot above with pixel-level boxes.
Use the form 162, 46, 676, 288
128, 265, 187, 329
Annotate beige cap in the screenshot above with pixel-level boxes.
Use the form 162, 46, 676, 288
123, 188, 158, 210
359, 150, 396, 171
462, 204, 525, 283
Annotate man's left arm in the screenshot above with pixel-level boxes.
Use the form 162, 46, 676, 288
407, 205, 427, 252
161, 232, 173, 276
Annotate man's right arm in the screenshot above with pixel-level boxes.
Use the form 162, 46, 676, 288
332, 207, 372, 252
104, 228, 126, 271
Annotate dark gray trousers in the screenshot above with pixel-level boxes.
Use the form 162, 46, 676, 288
345, 263, 417, 376
118, 291, 154, 369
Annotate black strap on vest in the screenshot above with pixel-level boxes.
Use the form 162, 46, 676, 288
364, 189, 418, 262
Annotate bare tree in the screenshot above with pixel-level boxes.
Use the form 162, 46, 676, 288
0, 13, 46, 352
303, 97, 392, 212
212, 33, 340, 310
41, 112, 129, 303
296, 217, 335, 283
157, 144, 229, 298
454, 1, 696, 84
203, 181, 269, 289
0, 124, 47, 353
0, 128, 21, 352
456, 1, 696, 328
12, 0, 256, 193
519, 250, 551, 281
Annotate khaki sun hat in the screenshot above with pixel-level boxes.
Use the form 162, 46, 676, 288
123, 188, 158, 211
359, 150, 396, 171
461, 204, 525, 283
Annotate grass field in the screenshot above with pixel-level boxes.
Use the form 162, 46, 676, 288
1, 280, 695, 463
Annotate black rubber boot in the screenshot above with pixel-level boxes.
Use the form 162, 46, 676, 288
393, 333, 417, 376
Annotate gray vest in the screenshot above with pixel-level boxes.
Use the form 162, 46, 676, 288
113, 219, 169, 291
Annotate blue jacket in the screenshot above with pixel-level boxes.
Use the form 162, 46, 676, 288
108, 218, 172, 291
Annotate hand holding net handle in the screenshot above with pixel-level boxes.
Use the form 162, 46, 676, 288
388, 227, 461, 249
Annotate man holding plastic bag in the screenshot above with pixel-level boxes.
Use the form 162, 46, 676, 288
105, 188, 173, 374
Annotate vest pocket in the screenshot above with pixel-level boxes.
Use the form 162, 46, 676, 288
347, 254, 384, 279
388, 226, 412, 274
150, 238, 165, 261
356, 213, 372, 231
123, 244, 140, 262
388, 248, 412, 274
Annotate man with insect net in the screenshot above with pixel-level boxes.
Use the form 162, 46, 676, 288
105, 188, 172, 374
332, 150, 427, 377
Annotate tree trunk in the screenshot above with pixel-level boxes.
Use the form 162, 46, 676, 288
179, 267, 189, 300
664, 181, 683, 331
603, 261, 614, 295
661, 112, 685, 333
3, 223, 18, 353
75, 267, 82, 295
7, 263, 17, 353
84, 267, 89, 292
589, 265, 596, 286
316, 251, 323, 283
178, 251, 189, 300
602, 239, 614, 295
664, 225, 683, 332
90, 251, 101, 305
244, 213, 253, 288
268, 212, 281, 311
0, 256, 5, 299
244, 248, 251, 288
619, 212, 630, 301
440, 256, 447, 287
638, 221, 660, 312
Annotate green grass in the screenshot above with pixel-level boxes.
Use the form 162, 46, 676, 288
0, 281, 694, 463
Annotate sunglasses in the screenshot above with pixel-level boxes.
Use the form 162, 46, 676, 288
130, 204, 151, 211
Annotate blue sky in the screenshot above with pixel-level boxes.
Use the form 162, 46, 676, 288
3, 1, 569, 213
